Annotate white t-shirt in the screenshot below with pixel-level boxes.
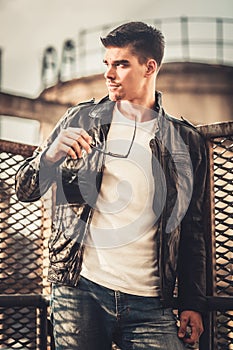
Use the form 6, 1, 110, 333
81, 104, 161, 296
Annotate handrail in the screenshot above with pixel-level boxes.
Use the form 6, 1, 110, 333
0, 294, 49, 307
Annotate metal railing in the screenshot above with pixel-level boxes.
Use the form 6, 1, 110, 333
0, 141, 53, 349
76, 16, 233, 76
40, 16, 233, 87
0, 294, 52, 350
197, 121, 233, 350
0, 120, 233, 349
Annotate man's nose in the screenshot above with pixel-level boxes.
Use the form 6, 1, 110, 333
104, 65, 115, 80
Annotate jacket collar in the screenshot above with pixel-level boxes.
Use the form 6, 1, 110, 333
88, 91, 164, 131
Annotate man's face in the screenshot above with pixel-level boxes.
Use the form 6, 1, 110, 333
103, 45, 148, 103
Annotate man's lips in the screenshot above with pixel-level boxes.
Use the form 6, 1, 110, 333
106, 83, 120, 89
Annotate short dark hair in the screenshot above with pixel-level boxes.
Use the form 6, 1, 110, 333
101, 21, 165, 67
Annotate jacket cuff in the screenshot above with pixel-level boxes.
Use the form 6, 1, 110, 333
177, 295, 208, 316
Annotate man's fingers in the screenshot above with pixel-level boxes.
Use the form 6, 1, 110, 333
178, 317, 189, 338
68, 128, 92, 145
185, 327, 199, 344
77, 129, 93, 144
178, 311, 204, 345
67, 146, 79, 159
63, 129, 93, 158
44, 127, 93, 163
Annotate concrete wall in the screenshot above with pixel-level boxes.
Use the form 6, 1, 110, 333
157, 62, 233, 125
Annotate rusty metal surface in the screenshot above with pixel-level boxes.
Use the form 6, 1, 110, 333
0, 91, 69, 124
197, 121, 233, 139
0, 139, 36, 157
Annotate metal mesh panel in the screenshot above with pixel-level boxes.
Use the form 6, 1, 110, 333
212, 136, 233, 350
0, 306, 37, 349
216, 310, 233, 350
0, 141, 52, 349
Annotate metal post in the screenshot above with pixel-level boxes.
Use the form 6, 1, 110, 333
41, 46, 58, 88
0, 48, 2, 91
78, 29, 86, 76
216, 18, 224, 64
38, 297, 48, 350
60, 39, 76, 82
180, 16, 190, 61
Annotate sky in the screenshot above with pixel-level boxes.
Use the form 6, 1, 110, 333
0, 0, 232, 99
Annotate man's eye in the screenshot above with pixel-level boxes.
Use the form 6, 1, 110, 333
103, 62, 128, 68
116, 63, 128, 68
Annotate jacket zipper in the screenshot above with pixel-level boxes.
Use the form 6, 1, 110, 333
151, 135, 165, 302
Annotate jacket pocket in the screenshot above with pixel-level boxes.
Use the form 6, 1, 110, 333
165, 152, 193, 233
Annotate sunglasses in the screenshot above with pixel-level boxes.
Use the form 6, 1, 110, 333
90, 118, 137, 158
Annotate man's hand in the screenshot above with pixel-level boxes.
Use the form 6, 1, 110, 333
178, 310, 204, 345
44, 127, 92, 164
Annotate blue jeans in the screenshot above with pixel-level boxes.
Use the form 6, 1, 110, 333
50, 276, 186, 350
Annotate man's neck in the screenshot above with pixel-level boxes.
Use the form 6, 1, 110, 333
117, 100, 157, 123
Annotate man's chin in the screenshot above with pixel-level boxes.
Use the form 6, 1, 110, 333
108, 92, 123, 101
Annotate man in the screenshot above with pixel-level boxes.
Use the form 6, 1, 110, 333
15, 21, 207, 350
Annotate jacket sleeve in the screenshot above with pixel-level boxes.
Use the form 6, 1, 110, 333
177, 132, 208, 315
15, 108, 72, 203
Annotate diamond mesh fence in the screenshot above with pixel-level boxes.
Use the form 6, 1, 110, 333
0, 141, 53, 349
212, 136, 233, 350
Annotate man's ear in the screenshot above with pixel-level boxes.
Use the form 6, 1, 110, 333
145, 59, 157, 76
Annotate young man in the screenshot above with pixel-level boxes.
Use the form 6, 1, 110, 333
15, 22, 207, 350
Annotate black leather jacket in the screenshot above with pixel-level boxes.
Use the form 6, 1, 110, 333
15, 92, 207, 314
